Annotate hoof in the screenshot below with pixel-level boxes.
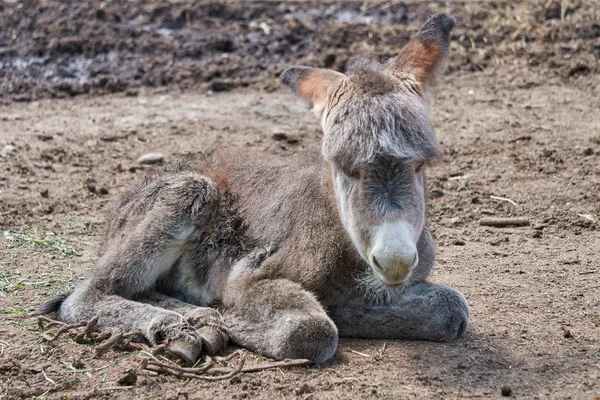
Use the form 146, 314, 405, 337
167, 337, 202, 365
197, 326, 228, 356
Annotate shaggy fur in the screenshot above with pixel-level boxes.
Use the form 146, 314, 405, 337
40, 13, 469, 364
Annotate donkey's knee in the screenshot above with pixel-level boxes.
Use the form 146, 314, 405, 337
411, 283, 470, 341
224, 279, 339, 363
273, 312, 338, 363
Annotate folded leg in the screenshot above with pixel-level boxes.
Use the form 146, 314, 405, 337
223, 278, 338, 363
51, 171, 219, 364
329, 282, 469, 341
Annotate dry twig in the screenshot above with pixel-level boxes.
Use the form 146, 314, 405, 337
479, 217, 530, 227
37, 316, 312, 384
348, 349, 371, 357
490, 195, 519, 207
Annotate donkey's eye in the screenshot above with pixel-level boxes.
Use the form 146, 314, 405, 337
415, 162, 425, 173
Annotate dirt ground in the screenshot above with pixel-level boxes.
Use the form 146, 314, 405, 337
1, 0, 599, 399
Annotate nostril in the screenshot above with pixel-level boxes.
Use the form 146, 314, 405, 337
372, 256, 383, 271
410, 253, 419, 268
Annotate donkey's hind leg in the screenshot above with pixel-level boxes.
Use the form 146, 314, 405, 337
54, 172, 219, 364
140, 291, 228, 355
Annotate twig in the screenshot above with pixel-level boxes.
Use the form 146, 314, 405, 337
508, 135, 532, 143
379, 342, 387, 357
577, 214, 596, 223
36, 316, 311, 383
94, 331, 123, 356
144, 358, 244, 381
214, 350, 244, 363
479, 217, 530, 227
490, 196, 518, 207
84, 317, 99, 337
237, 358, 310, 373
579, 270, 597, 275
146, 358, 215, 374
348, 349, 371, 357
41, 369, 57, 386
39, 319, 87, 342
37, 315, 66, 330
448, 175, 470, 181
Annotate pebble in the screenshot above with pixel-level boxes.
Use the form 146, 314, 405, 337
294, 383, 313, 396
1, 144, 17, 157
137, 152, 165, 165
501, 386, 512, 396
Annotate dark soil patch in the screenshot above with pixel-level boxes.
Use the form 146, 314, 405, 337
1, 0, 598, 101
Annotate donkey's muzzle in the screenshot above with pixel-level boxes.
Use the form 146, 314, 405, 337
368, 221, 419, 286
370, 252, 418, 286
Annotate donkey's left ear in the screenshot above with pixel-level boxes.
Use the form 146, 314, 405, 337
280, 66, 345, 118
388, 13, 455, 94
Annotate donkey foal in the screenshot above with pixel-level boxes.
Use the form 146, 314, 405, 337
40, 13, 469, 364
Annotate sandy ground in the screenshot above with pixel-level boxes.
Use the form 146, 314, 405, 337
1, 0, 600, 399
1, 67, 599, 399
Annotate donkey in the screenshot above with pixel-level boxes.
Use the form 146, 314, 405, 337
40, 13, 469, 364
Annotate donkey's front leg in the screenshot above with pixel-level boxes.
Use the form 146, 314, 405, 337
223, 278, 339, 363
329, 283, 469, 341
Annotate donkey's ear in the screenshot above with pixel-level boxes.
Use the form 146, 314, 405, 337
388, 13, 455, 94
280, 66, 345, 117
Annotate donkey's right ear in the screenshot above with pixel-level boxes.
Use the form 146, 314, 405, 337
280, 66, 345, 118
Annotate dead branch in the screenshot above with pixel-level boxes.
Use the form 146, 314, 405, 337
94, 331, 123, 356
143, 357, 244, 381
36, 315, 312, 384
490, 195, 519, 207
479, 217, 530, 227
237, 358, 311, 373
39, 320, 87, 343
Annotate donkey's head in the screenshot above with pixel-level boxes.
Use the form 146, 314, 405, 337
281, 13, 454, 287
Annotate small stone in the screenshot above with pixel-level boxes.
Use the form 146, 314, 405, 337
1, 144, 17, 157
489, 236, 509, 246
36, 134, 54, 141
40, 189, 49, 198
294, 383, 313, 396
125, 88, 139, 97
116, 369, 137, 386
272, 133, 288, 141
137, 152, 165, 165
430, 189, 444, 198
582, 147, 594, 156
501, 386, 512, 396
